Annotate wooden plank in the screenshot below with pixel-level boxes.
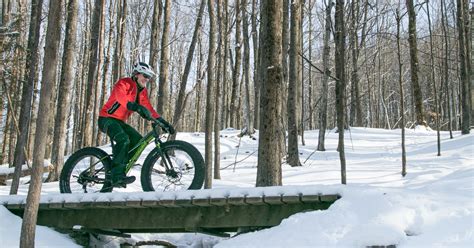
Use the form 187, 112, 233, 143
245, 196, 265, 205
263, 195, 283, 205
125, 200, 144, 208
300, 194, 320, 203
39, 203, 51, 210
158, 198, 180, 208
63, 202, 82, 209
192, 197, 211, 207
80, 201, 100, 209
108, 201, 127, 208
320, 194, 339, 202
228, 196, 246, 205
48, 202, 64, 209
6, 203, 24, 210
141, 200, 159, 208
281, 195, 301, 204
175, 198, 194, 207
90, 201, 111, 209
209, 197, 228, 206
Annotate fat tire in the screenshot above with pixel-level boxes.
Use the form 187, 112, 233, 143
141, 140, 205, 191
59, 147, 113, 193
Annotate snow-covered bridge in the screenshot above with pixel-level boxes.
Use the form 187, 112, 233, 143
1, 186, 340, 237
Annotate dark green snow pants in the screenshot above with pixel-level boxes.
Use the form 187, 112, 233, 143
98, 117, 143, 175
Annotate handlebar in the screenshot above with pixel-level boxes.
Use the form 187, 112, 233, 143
151, 118, 171, 134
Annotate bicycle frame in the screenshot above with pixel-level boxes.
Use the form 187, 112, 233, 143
124, 128, 163, 173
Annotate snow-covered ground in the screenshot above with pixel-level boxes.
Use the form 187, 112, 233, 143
0, 127, 473, 247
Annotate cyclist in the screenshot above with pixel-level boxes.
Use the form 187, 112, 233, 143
98, 62, 175, 186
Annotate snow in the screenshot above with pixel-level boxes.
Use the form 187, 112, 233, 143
0, 127, 473, 247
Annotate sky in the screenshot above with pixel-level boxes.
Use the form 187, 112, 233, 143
0, 126, 473, 247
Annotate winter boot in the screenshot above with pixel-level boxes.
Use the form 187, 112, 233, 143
110, 165, 136, 186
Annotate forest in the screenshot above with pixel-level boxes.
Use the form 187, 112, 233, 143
0, 0, 472, 246
0, 0, 472, 185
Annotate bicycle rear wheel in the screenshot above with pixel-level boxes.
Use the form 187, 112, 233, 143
141, 140, 204, 191
59, 147, 113, 193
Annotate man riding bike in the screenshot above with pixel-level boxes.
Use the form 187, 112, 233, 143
98, 62, 175, 186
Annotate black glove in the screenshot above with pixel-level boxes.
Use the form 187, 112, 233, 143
127, 102, 152, 120
127, 101, 138, 111
157, 117, 176, 134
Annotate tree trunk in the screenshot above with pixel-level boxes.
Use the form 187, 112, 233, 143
10, 0, 43, 195
425, 0, 441, 155
82, 0, 104, 148
148, 0, 163, 115
256, 0, 283, 187
230, 0, 242, 128
317, 1, 332, 152
20, 0, 63, 246
441, 0, 453, 138
48, 0, 78, 181
94, 0, 106, 144
240, 0, 255, 136
205, 0, 217, 188
395, 5, 407, 177
251, 0, 259, 129
457, 0, 471, 134
112, 0, 126, 82
406, 0, 425, 126
157, 0, 171, 118
278, 0, 289, 158
194, 38, 204, 131
334, 0, 346, 184
287, 0, 302, 167
214, 0, 225, 180
307, 0, 314, 130
349, 0, 363, 127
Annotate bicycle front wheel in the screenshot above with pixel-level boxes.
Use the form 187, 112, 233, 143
59, 147, 113, 193
141, 140, 204, 192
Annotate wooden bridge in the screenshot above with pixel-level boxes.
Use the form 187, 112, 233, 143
1, 186, 340, 237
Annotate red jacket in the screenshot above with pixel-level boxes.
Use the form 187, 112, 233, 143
99, 77, 160, 122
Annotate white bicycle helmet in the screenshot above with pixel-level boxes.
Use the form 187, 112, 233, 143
132, 62, 156, 78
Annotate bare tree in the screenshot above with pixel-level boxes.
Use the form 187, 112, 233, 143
112, 0, 127, 82
148, 0, 163, 114
214, 0, 225, 180
20, 0, 63, 245
48, 0, 79, 181
317, 1, 332, 152
256, 0, 283, 187
10, 0, 43, 195
394, 4, 407, 177
441, 0, 453, 139
406, 0, 425, 126
240, 0, 255, 136
287, 0, 302, 167
157, 0, 171, 118
457, 0, 471, 134
205, 0, 217, 188
82, 0, 104, 147
334, 0, 346, 184
230, 0, 242, 128
251, 0, 259, 128
349, 0, 364, 127
425, 0, 441, 155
